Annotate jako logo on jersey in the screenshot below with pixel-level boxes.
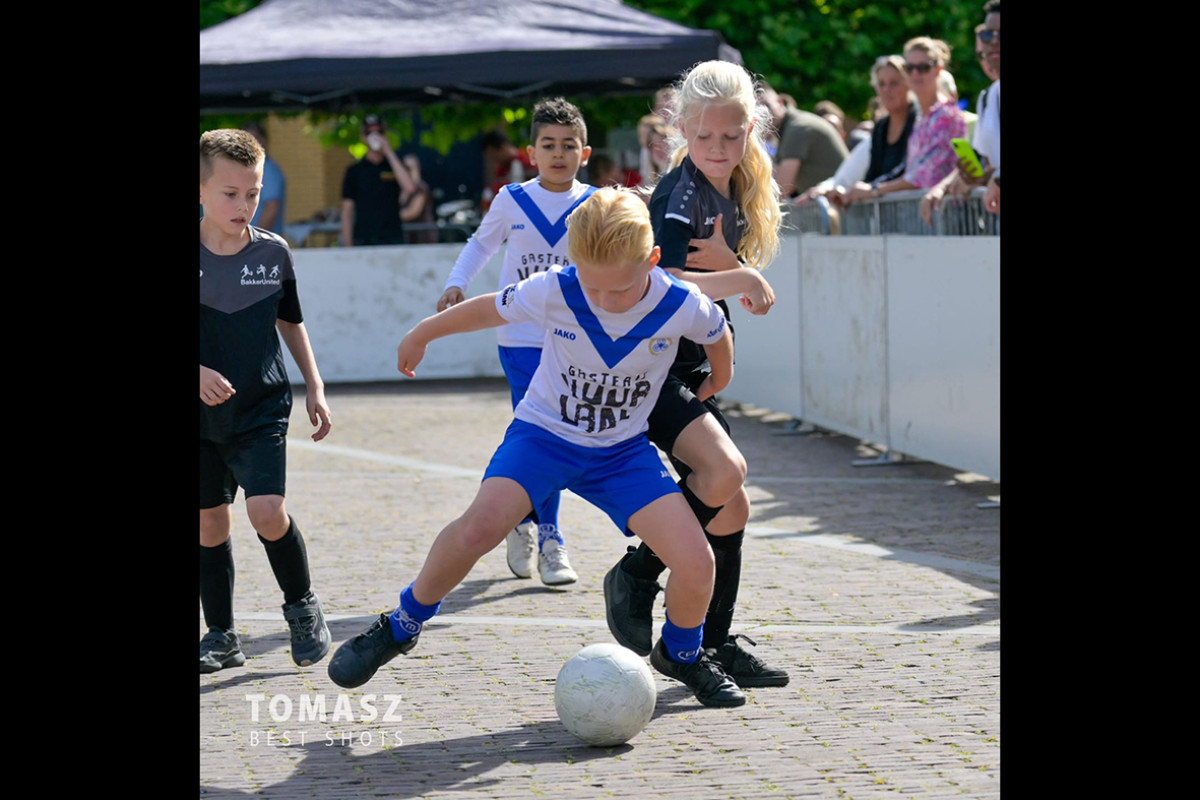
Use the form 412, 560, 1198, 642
554, 328, 577, 340
500, 285, 517, 307
648, 337, 672, 355
511, 223, 525, 230
704, 216, 717, 226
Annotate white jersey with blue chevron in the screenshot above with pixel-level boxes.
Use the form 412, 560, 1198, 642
494, 265, 728, 448
444, 178, 598, 348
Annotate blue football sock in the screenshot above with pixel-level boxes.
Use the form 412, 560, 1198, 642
661, 612, 704, 664
389, 583, 441, 642
537, 524, 563, 550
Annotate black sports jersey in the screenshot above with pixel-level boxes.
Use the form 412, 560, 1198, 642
648, 156, 742, 383
199, 227, 301, 443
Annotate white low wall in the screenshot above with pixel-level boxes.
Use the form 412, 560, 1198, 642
726, 234, 1000, 481
284, 244, 507, 382
283, 234, 1000, 481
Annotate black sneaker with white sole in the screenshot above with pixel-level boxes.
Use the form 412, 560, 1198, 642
603, 546, 660, 657
199, 627, 246, 674
650, 639, 746, 707
708, 633, 790, 687
283, 590, 332, 667
327, 613, 420, 689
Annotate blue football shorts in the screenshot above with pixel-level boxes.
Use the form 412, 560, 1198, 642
483, 419, 679, 534
497, 345, 541, 409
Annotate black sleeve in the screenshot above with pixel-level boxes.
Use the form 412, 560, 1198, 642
649, 193, 696, 271
278, 279, 303, 324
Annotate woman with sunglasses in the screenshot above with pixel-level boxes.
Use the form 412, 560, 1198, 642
843, 37, 965, 204
919, 2, 1001, 223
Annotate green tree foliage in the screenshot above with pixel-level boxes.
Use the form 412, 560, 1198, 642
625, 0, 988, 122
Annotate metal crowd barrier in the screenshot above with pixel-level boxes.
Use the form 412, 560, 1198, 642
782, 187, 998, 237
785, 195, 838, 235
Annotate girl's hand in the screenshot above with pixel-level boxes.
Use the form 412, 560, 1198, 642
686, 214, 739, 272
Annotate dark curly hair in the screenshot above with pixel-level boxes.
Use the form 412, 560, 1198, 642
530, 97, 588, 146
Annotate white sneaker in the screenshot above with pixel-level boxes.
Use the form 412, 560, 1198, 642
505, 522, 537, 579
538, 536, 578, 586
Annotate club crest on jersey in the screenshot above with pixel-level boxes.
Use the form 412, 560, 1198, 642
648, 337, 672, 355
500, 285, 517, 307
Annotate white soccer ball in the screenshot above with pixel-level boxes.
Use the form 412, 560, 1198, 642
554, 643, 657, 746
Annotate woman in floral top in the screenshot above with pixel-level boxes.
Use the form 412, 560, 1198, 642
846, 37, 965, 202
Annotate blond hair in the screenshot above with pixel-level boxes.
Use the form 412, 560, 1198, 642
662, 60, 781, 271
903, 36, 952, 68
200, 128, 264, 183
566, 187, 654, 269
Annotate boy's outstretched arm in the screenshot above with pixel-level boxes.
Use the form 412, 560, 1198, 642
398, 292, 505, 377
694, 326, 734, 402
276, 321, 333, 441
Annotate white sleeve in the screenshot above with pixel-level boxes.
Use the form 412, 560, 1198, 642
830, 138, 871, 190
495, 269, 550, 326
972, 87, 989, 151
442, 189, 514, 292
680, 282, 729, 345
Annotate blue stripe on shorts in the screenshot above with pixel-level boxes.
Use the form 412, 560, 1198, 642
483, 419, 679, 534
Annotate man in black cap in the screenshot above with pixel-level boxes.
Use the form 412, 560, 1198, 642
340, 114, 418, 247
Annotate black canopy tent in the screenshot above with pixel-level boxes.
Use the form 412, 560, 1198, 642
199, 0, 742, 114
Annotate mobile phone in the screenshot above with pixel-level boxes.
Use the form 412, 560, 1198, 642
950, 138, 984, 178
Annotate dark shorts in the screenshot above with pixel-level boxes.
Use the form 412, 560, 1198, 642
199, 425, 288, 509
645, 372, 732, 478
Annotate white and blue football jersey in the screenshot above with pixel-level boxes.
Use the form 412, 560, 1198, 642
444, 179, 598, 348
494, 265, 728, 447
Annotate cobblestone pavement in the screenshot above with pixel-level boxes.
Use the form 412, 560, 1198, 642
200, 378, 1000, 799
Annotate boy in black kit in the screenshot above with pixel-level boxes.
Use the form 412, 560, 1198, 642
199, 128, 334, 673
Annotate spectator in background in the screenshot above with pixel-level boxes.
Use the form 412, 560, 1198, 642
241, 121, 286, 235
480, 130, 533, 213
842, 37, 964, 205
637, 86, 678, 181
920, 1, 1001, 222
937, 68, 977, 142
813, 99, 848, 147
340, 114, 418, 247
760, 83, 849, 198
637, 116, 676, 187
796, 54, 916, 208
586, 153, 624, 188
401, 154, 438, 244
